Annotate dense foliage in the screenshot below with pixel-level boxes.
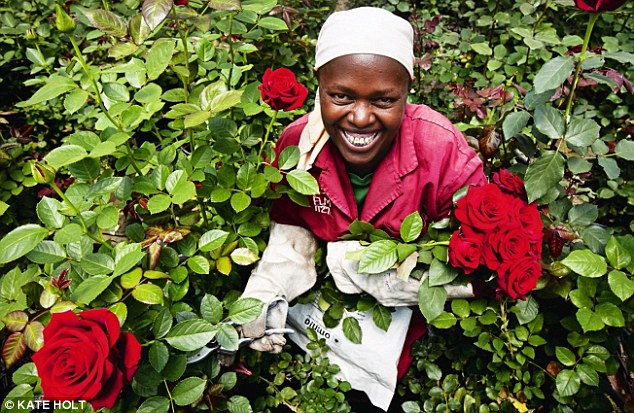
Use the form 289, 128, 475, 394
0, 0, 633, 412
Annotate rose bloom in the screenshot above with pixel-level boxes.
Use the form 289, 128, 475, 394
454, 183, 523, 232
481, 223, 531, 271
575, 0, 628, 12
32, 309, 141, 410
492, 169, 527, 200
448, 228, 483, 274
258, 68, 309, 111
496, 255, 542, 300
520, 203, 544, 257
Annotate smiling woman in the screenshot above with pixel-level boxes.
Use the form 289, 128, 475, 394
238, 6, 487, 412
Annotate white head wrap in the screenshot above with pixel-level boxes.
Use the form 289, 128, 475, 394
315, 7, 415, 79
297, 7, 414, 171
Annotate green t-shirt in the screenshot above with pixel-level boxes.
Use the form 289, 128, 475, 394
348, 172, 374, 213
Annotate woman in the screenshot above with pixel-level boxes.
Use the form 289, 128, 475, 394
241, 6, 486, 411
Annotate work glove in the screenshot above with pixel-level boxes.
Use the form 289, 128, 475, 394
240, 222, 318, 353
327, 241, 474, 307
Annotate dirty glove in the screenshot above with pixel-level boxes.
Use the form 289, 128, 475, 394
240, 222, 318, 353
327, 241, 474, 307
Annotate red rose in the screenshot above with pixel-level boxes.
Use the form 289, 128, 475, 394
496, 255, 542, 300
32, 309, 141, 410
454, 183, 523, 232
258, 68, 308, 111
492, 169, 527, 200
519, 203, 544, 257
482, 223, 531, 271
174, 0, 188, 5
574, 0, 627, 12
448, 229, 483, 274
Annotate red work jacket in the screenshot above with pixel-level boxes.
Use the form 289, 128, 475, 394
270, 103, 486, 379
270, 104, 486, 237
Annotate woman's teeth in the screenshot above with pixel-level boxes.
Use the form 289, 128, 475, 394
343, 131, 377, 147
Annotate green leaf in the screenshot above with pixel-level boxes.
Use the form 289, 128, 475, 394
187, 255, 210, 274
136, 396, 170, 413
228, 297, 264, 325
561, 250, 607, 278
199, 229, 229, 252
172, 377, 207, 406
565, 117, 599, 147
605, 236, 631, 270
148, 194, 172, 214
372, 305, 392, 332
200, 294, 223, 324
17, 76, 77, 107
230, 192, 251, 213
470, 42, 492, 55
36, 197, 65, 229
146, 39, 175, 80
129, 13, 153, 45
278, 146, 300, 170
555, 346, 576, 367
71, 275, 114, 305
286, 170, 319, 195
524, 151, 565, 203
556, 369, 580, 397
533, 55, 575, 94
400, 212, 423, 243
258, 16, 288, 31
231, 248, 259, 265
418, 278, 447, 323
44, 145, 88, 169
149, 341, 169, 372
429, 311, 457, 329
428, 258, 459, 286
342, 316, 362, 344
25, 240, 66, 264
450, 299, 470, 318
207, 90, 243, 114
576, 308, 604, 333
595, 302, 624, 327
113, 243, 145, 277
132, 283, 165, 305
0, 224, 49, 264
142, 0, 173, 31
80, 253, 115, 275
64, 89, 89, 114
608, 270, 634, 302
84, 9, 128, 37
568, 204, 598, 227
614, 140, 634, 161
209, 0, 241, 11
534, 105, 565, 140
502, 111, 530, 139
358, 240, 398, 274
103, 82, 130, 102
215, 323, 239, 350
576, 363, 600, 387
165, 318, 216, 351
12, 362, 38, 385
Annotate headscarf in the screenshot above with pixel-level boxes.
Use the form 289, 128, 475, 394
297, 7, 415, 170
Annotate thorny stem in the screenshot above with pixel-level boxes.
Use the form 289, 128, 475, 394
226, 13, 235, 89
564, 12, 600, 124
164, 380, 176, 413
258, 110, 279, 163
68, 36, 143, 176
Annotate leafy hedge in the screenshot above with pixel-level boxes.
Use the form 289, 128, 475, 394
0, 0, 633, 412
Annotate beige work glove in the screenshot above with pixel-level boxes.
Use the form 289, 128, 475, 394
327, 241, 474, 307
240, 222, 318, 353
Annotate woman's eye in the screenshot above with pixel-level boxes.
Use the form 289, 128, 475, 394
331, 94, 352, 104
374, 97, 396, 107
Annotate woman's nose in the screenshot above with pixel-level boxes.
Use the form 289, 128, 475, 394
348, 101, 375, 127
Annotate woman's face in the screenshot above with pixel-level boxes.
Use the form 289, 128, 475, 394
318, 54, 410, 176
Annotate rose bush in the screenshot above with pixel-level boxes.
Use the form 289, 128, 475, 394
31, 309, 141, 410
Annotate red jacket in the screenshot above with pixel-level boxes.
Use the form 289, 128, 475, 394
271, 104, 486, 237
271, 103, 486, 379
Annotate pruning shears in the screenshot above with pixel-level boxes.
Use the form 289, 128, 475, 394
186, 327, 295, 365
